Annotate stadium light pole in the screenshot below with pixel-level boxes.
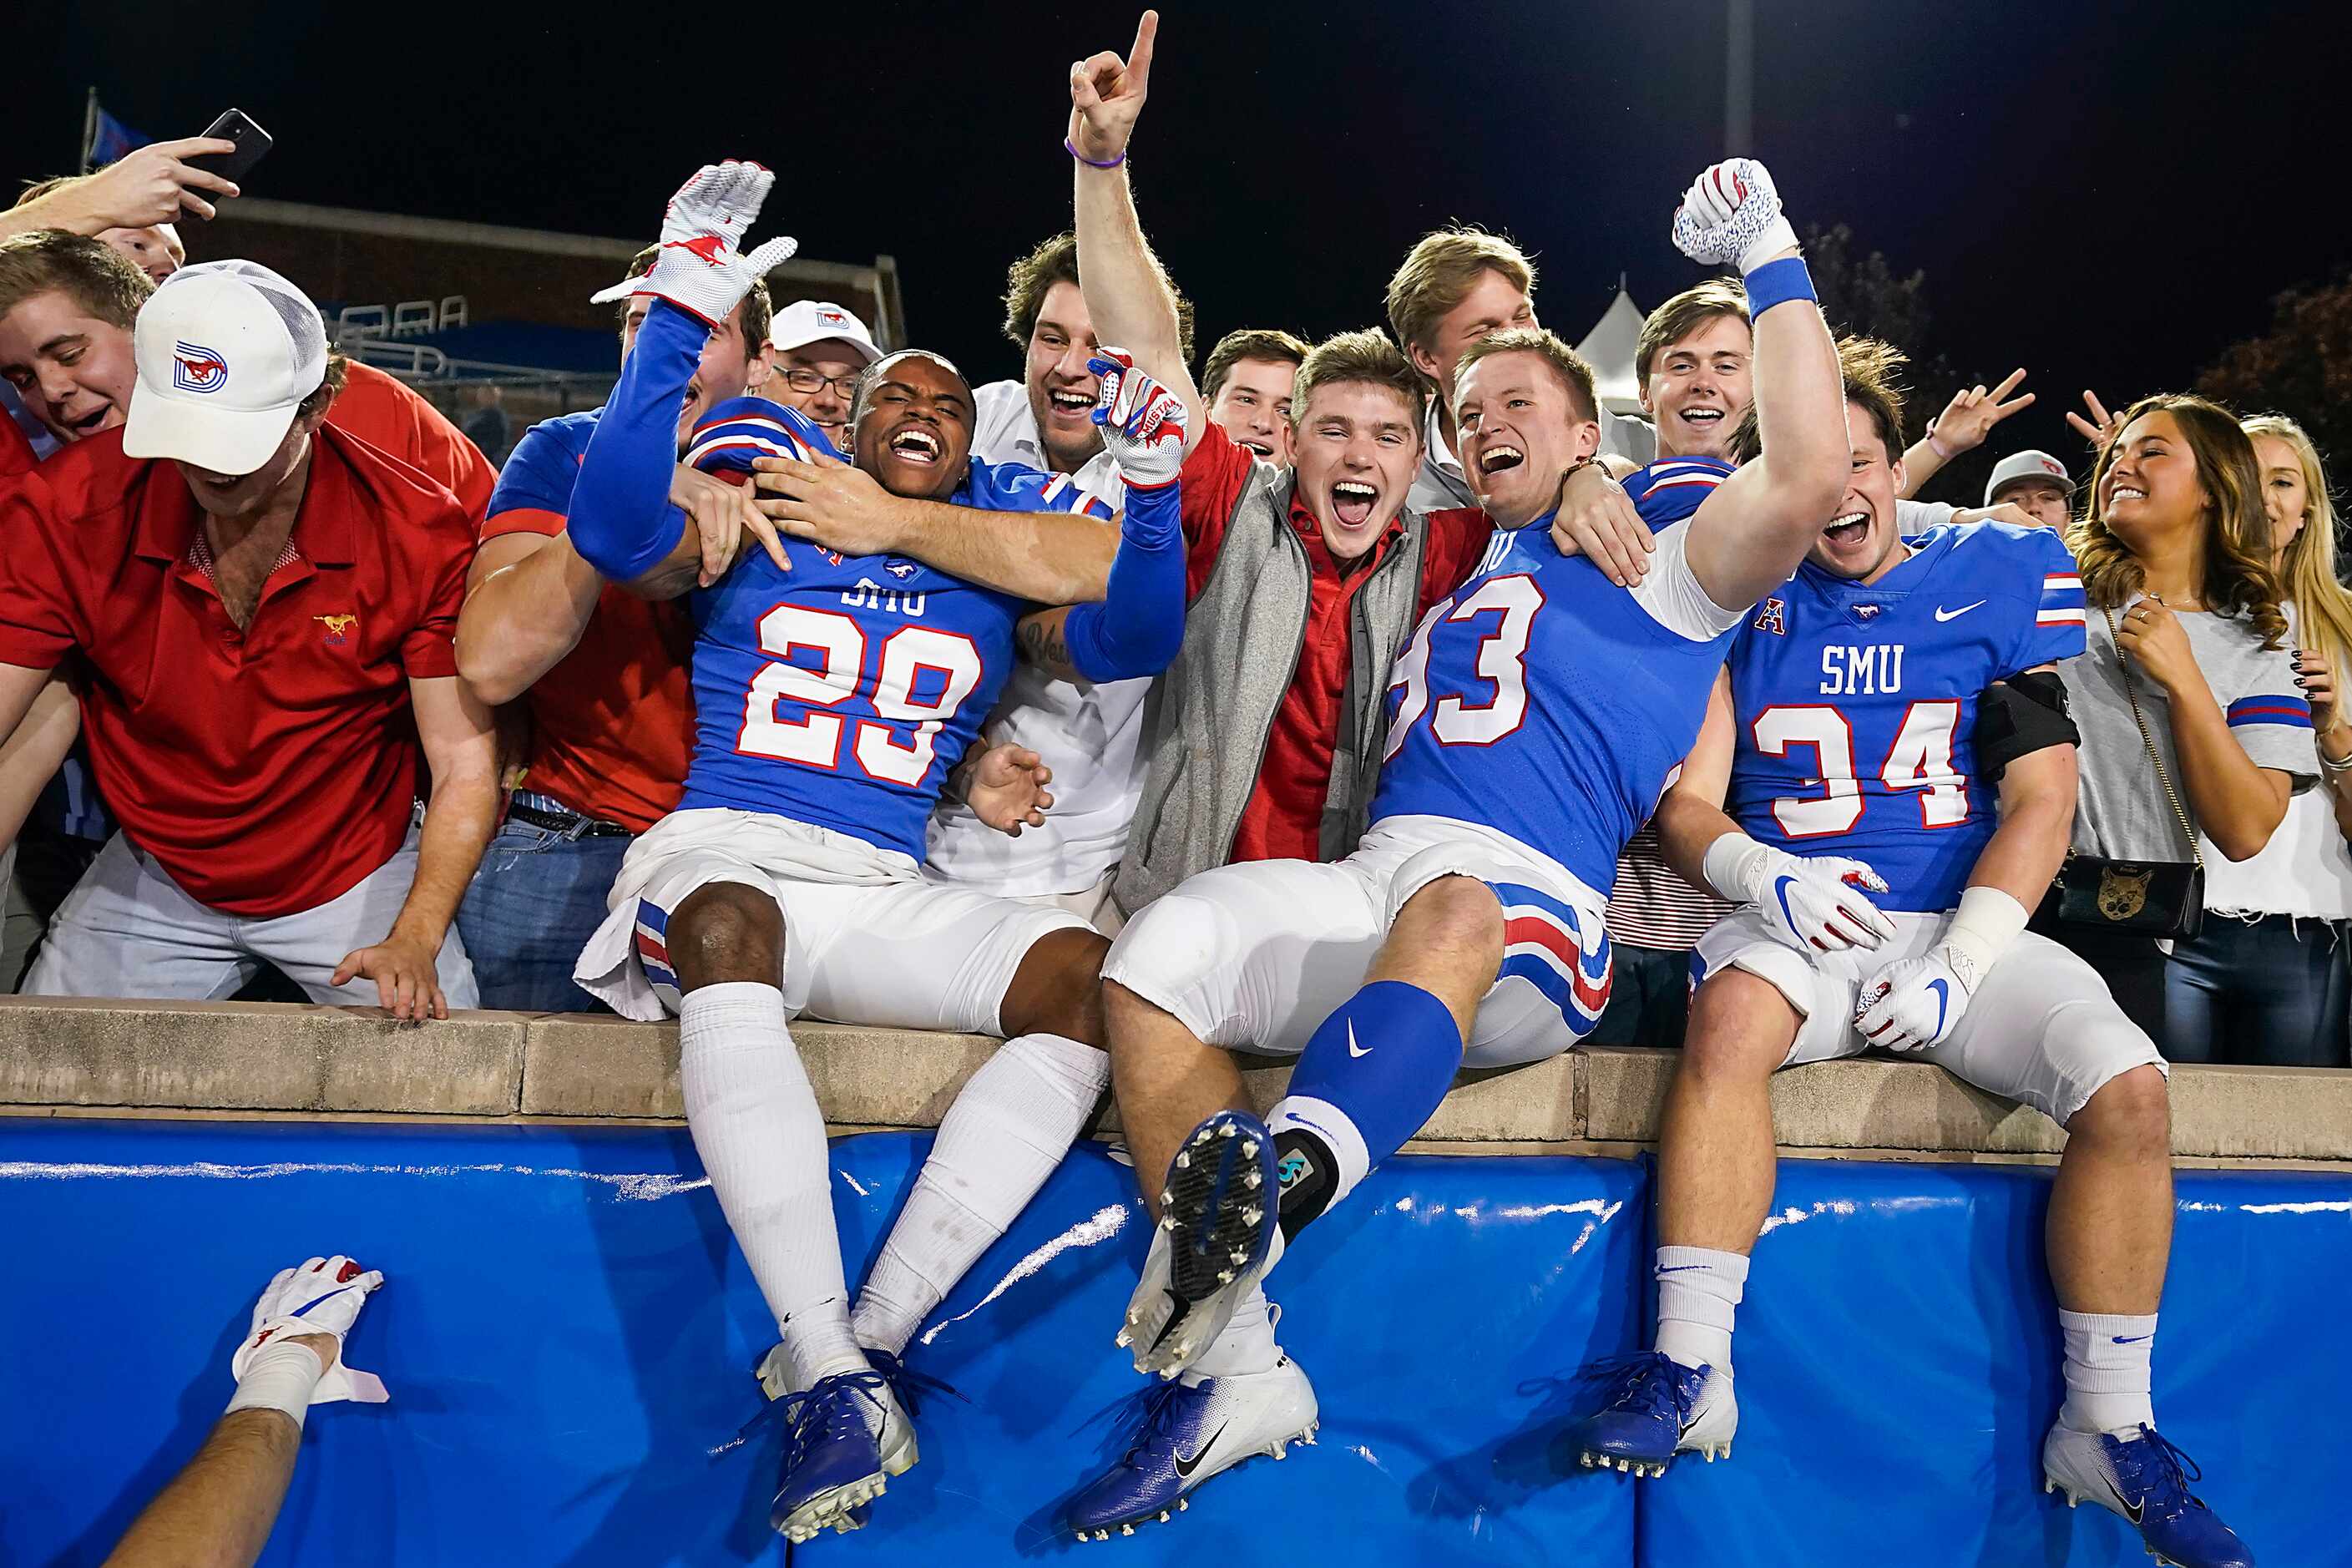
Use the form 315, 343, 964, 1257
1726, 0, 1753, 154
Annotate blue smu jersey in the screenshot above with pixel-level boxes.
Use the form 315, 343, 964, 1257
1724, 521, 2086, 913
486, 407, 599, 519
670, 397, 1110, 862
1370, 456, 1742, 894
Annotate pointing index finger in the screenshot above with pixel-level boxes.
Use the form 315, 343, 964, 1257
1129, 10, 1160, 87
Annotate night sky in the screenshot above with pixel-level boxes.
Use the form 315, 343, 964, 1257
22, 0, 2347, 478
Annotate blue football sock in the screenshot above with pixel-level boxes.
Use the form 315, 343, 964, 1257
1267, 981, 1464, 1239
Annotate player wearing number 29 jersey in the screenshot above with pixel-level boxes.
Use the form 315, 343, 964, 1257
1722, 520, 2084, 911
673, 397, 1108, 864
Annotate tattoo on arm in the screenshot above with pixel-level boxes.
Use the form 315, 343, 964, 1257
1016, 609, 1075, 678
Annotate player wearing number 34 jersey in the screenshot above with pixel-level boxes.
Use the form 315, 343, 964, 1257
1569, 336, 2253, 1568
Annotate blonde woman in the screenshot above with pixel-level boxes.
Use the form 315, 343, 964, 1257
2160, 416, 2352, 1065
2036, 395, 2316, 1054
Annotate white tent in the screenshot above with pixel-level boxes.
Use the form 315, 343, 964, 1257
1576, 281, 1657, 464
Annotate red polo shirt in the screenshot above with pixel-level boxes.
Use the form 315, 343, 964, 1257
1176, 423, 1497, 864
0, 424, 475, 916
327, 362, 497, 523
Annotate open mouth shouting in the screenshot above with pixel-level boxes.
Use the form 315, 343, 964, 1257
1239, 438, 1276, 458
1477, 443, 1525, 476
1044, 386, 1096, 424
1822, 508, 1870, 548
888, 425, 944, 466
58, 399, 115, 438
1329, 478, 1379, 529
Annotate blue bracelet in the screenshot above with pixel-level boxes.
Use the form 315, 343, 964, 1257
1065, 138, 1126, 169
1743, 255, 1815, 318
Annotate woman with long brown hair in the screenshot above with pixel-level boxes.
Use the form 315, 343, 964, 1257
2041, 395, 2318, 1048
2157, 415, 2352, 1065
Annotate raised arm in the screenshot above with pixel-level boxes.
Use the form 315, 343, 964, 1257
1016, 355, 1189, 681
0, 138, 240, 241
1069, 11, 1203, 444
1897, 370, 2033, 498
1667, 161, 1851, 612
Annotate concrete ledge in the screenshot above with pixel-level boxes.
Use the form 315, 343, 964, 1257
0, 996, 524, 1117
7, 998, 2352, 1163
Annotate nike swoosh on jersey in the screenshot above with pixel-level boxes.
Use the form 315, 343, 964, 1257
1173, 1423, 1229, 1479
1347, 1022, 1370, 1059
1933, 600, 1987, 621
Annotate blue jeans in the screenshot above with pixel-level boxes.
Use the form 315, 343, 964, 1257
2164, 913, 2352, 1066
455, 821, 632, 1013
1586, 941, 1693, 1050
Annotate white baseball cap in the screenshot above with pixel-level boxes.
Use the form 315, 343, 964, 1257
122, 260, 328, 475
1984, 448, 2076, 508
769, 299, 881, 364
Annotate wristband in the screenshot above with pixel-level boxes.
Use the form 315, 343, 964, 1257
1939, 884, 2030, 992
1742, 255, 1815, 320
225, 1338, 327, 1429
1701, 832, 1772, 904
1925, 428, 1957, 462
1065, 138, 1126, 170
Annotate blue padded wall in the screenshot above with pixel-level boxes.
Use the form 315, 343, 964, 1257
3, 1118, 2343, 1565
1635, 1156, 2352, 1568
0, 1121, 1642, 1566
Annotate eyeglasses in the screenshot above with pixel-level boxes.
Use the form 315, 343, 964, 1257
779, 367, 861, 399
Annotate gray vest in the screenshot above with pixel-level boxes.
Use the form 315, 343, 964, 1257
1114, 462, 1432, 916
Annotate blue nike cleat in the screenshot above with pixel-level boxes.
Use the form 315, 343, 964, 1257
1568, 1352, 1734, 1478
1118, 1109, 1278, 1377
2044, 1423, 2255, 1567
1065, 1355, 1319, 1540
763, 1368, 898, 1543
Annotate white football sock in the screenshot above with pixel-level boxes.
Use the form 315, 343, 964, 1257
678, 982, 862, 1386
1187, 1282, 1280, 1379
1652, 1246, 1748, 1377
2059, 1310, 2157, 1434
852, 1033, 1109, 1358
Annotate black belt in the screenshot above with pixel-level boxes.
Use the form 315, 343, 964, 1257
506, 797, 633, 839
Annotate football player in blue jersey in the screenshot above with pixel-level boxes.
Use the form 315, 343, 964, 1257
1060, 156, 1852, 1536
1565, 339, 2253, 1568
554, 161, 1191, 1545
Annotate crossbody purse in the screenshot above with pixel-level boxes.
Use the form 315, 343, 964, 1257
2051, 604, 2205, 939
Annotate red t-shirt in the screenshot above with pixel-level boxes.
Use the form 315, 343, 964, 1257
0, 426, 475, 916
1176, 424, 1496, 863
327, 362, 497, 523
479, 407, 695, 833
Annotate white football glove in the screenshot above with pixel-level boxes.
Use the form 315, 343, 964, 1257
589, 160, 800, 328
230, 1255, 388, 1409
1854, 946, 1973, 1053
1706, 833, 1895, 953
1090, 348, 1188, 489
1671, 158, 1799, 275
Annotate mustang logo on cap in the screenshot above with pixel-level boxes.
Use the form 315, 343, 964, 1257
172, 341, 229, 394
818, 308, 847, 326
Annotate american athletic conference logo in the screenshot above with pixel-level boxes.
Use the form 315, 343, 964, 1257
172, 341, 229, 394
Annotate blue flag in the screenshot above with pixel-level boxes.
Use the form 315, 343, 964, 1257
88, 104, 152, 169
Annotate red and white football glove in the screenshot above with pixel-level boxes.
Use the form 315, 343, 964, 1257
591, 159, 800, 327
1090, 349, 1189, 489
1705, 832, 1895, 953
1854, 945, 1974, 1054
227, 1254, 388, 1417
1671, 158, 1799, 275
